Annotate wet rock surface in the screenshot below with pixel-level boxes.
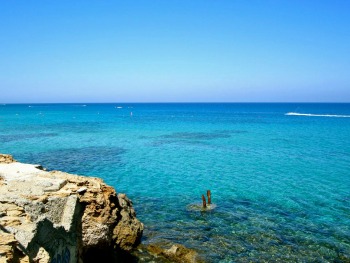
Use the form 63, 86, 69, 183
0, 154, 143, 262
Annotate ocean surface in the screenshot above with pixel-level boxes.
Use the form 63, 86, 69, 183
1, 103, 349, 262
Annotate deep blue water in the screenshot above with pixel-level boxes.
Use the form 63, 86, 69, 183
1, 103, 350, 262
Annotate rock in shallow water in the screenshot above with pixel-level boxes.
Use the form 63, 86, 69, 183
147, 243, 204, 263
0, 154, 143, 262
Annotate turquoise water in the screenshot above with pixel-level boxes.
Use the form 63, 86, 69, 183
1, 103, 350, 262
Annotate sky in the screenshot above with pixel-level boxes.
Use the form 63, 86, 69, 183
1, 0, 349, 103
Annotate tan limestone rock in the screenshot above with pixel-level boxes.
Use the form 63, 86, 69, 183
0, 154, 16, 164
0, 232, 30, 263
0, 154, 143, 262
147, 243, 204, 263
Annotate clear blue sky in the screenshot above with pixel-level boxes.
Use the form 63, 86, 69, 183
1, 0, 349, 103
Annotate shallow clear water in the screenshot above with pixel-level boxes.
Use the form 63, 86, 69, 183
1, 103, 350, 262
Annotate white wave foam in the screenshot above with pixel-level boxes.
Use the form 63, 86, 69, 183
285, 112, 350, 118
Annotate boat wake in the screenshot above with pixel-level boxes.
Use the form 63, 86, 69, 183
285, 112, 350, 118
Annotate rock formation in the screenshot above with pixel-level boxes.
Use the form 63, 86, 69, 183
147, 243, 203, 263
0, 154, 143, 263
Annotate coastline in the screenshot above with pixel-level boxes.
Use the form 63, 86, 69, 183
0, 154, 143, 262
0, 154, 203, 263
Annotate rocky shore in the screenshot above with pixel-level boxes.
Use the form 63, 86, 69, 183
0, 154, 143, 262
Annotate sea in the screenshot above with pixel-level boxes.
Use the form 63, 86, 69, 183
1, 103, 349, 262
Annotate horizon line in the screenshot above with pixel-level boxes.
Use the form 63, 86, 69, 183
1, 101, 350, 105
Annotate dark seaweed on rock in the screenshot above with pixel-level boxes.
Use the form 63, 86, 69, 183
141, 130, 247, 142
160, 132, 231, 140
150, 139, 207, 147
149, 130, 249, 147
212, 130, 248, 134
0, 133, 58, 143
17, 146, 126, 175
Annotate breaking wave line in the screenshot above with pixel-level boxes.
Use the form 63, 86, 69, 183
285, 112, 350, 118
